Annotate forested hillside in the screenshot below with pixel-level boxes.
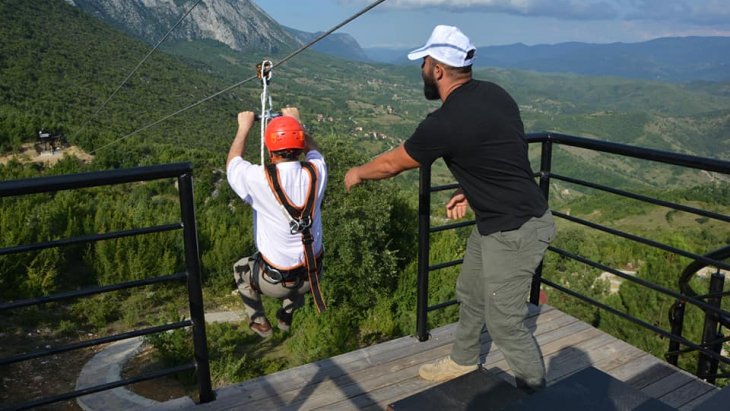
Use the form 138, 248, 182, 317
0, 1, 428, 403
0, 0, 265, 160
1, 0, 729, 403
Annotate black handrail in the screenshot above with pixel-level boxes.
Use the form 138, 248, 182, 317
1, 321, 192, 366
415, 132, 730, 384
0, 223, 182, 256
0, 163, 214, 408
7, 364, 196, 411
0, 163, 192, 196
668, 245, 730, 383
0, 273, 187, 311
528, 132, 730, 174
678, 245, 730, 298
549, 173, 730, 224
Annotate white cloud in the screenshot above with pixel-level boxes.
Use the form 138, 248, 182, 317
351, 0, 730, 24
371, 0, 618, 20
622, 0, 730, 25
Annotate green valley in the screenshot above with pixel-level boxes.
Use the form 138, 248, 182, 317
1, 0, 729, 405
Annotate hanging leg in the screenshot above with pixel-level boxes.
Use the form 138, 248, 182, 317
233, 256, 272, 337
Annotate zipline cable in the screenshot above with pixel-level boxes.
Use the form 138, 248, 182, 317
91, 0, 387, 154
90, 73, 259, 154
76, 0, 204, 144
268, 0, 386, 71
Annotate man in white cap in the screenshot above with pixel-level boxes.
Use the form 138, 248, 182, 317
344, 25, 555, 392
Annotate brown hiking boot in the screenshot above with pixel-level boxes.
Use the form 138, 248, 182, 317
418, 356, 477, 382
249, 321, 272, 338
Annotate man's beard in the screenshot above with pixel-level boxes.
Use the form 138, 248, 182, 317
422, 72, 440, 100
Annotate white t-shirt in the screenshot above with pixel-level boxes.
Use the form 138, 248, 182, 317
227, 151, 327, 269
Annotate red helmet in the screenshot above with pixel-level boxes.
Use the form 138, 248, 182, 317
265, 116, 305, 152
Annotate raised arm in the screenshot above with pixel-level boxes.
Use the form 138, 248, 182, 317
226, 111, 255, 168
280, 106, 319, 153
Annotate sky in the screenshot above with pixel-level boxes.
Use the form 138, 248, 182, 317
254, 0, 730, 49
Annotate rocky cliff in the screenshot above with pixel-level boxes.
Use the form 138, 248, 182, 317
66, 0, 295, 52
66, 0, 368, 60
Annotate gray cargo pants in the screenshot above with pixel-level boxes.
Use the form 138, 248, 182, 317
451, 210, 556, 388
233, 255, 311, 326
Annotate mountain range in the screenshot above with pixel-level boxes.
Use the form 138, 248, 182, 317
2, 0, 728, 191
366, 37, 730, 83
66, 0, 730, 84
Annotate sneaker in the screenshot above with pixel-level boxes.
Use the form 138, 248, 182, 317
276, 309, 293, 332
249, 321, 272, 338
418, 356, 478, 382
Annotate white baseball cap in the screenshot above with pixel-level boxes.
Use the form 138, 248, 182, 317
407, 25, 476, 68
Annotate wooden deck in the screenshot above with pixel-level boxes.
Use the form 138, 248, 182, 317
157, 304, 719, 410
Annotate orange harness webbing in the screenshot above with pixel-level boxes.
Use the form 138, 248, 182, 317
264, 161, 326, 313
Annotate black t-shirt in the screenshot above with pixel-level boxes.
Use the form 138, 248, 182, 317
404, 79, 547, 235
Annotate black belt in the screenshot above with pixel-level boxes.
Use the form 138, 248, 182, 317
258, 254, 323, 289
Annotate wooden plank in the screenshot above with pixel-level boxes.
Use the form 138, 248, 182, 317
658, 379, 717, 410
493, 327, 628, 385
158, 305, 717, 411
201, 326, 460, 409
304, 309, 591, 410
608, 353, 673, 389
385, 369, 525, 411
327, 376, 434, 411
223, 343, 451, 410
485, 322, 601, 378
613, 360, 715, 409
326, 307, 571, 411
543, 335, 626, 382
210, 306, 562, 411
642, 371, 696, 398
297, 304, 567, 403
592, 341, 648, 374
501, 367, 676, 411
677, 387, 720, 411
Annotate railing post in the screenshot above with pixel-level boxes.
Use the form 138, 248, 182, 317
416, 164, 432, 342
178, 173, 214, 403
667, 300, 686, 366
530, 138, 553, 305
538, 138, 553, 201
697, 270, 724, 384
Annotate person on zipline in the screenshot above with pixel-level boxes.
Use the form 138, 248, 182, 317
344, 25, 555, 391
227, 107, 328, 338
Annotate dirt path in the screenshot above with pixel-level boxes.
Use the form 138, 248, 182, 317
0, 143, 93, 166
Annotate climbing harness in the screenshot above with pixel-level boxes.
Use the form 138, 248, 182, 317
264, 161, 327, 313
253, 60, 326, 311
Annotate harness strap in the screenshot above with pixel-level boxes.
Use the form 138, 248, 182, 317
251, 253, 263, 293
265, 162, 316, 229
264, 161, 327, 313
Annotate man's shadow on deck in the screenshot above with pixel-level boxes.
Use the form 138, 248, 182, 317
246, 356, 379, 410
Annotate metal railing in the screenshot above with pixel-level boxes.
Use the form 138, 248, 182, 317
0, 163, 213, 410
415, 131, 730, 384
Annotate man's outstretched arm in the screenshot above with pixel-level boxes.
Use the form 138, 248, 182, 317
227, 111, 255, 168
344, 143, 420, 191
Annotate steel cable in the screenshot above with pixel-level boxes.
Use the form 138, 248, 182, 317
75, 0, 204, 145
91, 0, 387, 153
